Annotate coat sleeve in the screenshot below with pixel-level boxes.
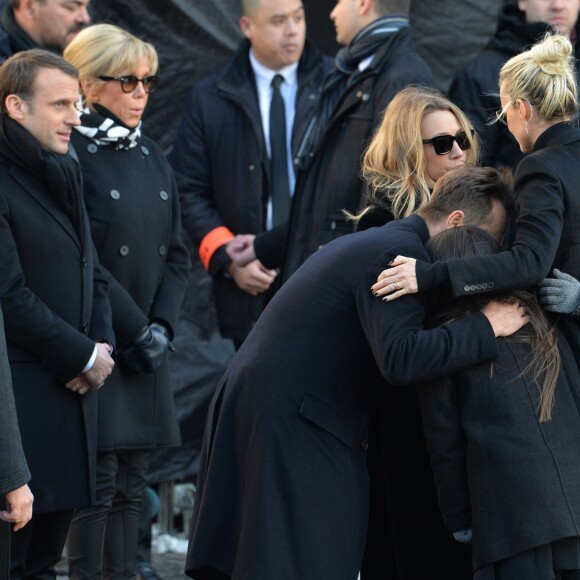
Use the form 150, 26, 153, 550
0, 306, 30, 496
417, 375, 472, 532
0, 196, 96, 382
355, 243, 499, 386
87, 241, 115, 348
169, 85, 233, 272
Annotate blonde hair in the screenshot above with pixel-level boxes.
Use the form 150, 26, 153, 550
358, 86, 478, 222
499, 33, 578, 122
63, 24, 159, 107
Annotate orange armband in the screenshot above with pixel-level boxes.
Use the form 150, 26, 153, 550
199, 226, 235, 270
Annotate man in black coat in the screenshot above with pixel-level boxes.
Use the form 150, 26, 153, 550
0, 50, 115, 578
278, 0, 434, 282
449, 0, 580, 171
170, 0, 331, 345
185, 167, 525, 580
0, 0, 91, 60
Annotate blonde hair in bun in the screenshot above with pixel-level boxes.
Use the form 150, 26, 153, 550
499, 33, 578, 121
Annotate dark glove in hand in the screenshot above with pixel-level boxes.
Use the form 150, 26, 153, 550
121, 323, 174, 374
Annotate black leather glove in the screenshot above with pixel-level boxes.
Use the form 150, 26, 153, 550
121, 323, 174, 374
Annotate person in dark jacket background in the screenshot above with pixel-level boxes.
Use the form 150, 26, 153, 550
63, 24, 190, 579
0, 0, 91, 60
449, 0, 580, 171
170, 0, 330, 346
278, 0, 434, 282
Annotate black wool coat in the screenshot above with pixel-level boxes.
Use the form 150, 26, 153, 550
72, 131, 190, 451
0, 306, 30, 497
419, 334, 580, 570
280, 27, 434, 282
170, 39, 330, 342
186, 215, 499, 580
0, 157, 113, 513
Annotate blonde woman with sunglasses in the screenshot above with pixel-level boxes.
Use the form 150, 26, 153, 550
63, 24, 190, 579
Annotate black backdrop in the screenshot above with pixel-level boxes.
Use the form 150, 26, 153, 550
88, 0, 503, 482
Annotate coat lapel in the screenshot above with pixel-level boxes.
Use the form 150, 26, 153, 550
9, 164, 82, 250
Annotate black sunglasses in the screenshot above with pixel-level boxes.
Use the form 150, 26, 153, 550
98, 75, 160, 94
422, 130, 472, 155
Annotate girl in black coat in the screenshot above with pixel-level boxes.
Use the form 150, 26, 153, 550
63, 24, 190, 579
419, 225, 580, 579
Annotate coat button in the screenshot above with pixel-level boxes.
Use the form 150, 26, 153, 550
249, 164, 255, 171
356, 90, 363, 98
361, 440, 369, 451
81, 321, 89, 334
87, 143, 98, 154
158, 245, 166, 256
110, 189, 120, 200
464, 285, 470, 292
330, 221, 336, 230
81, 257, 87, 267
361, 93, 370, 102
119, 245, 129, 256
159, 190, 168, 201
141, 145, 149, 156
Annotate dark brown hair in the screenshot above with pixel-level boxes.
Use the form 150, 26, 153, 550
427, 226, 560, 422
0, 49, 78, 114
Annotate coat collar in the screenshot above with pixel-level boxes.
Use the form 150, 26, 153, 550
533, 121, 580, 152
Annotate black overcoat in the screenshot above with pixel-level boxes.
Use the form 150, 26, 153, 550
419, 334, 580, 570
170, 39, 330, 341
0, 306, 30, 496
186, 215, 500, 580
72, 130, 190, 451
422, 122, 580, 364
0, 158, 113, 513
281, 27, 434, 282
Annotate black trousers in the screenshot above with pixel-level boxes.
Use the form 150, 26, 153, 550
67, 450, 150, 580
10, 509, 73, 579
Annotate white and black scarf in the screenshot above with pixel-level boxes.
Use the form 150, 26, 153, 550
74, 104, 141, 150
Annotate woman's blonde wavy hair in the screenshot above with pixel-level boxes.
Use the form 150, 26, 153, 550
499, 33, 578, 122
357, 86, 478, 222
63, 23, 159, 109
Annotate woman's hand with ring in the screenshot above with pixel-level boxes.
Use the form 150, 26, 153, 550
371, 255, 418, 300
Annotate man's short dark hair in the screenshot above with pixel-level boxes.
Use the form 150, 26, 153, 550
373, 0, 410, 16
419, 166, 514, 225
0, 49, 79, 113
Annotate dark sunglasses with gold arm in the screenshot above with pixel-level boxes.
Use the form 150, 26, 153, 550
98, 74, 160, 94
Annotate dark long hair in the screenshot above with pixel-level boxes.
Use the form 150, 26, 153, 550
427, 226, 560, 422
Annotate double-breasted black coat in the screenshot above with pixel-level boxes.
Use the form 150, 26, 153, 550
186, 215, 500, 580
419, 334, 580, 570
280, 27, 434, 282
170, 39, 330, 342
72, 130, 190, 451
0, 156, 113, 513
419, 122, 580, 364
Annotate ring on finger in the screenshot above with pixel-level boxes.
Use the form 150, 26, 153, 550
394, 281, 400, 291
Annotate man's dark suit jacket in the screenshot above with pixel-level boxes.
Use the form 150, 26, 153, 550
186, 214, 499, 580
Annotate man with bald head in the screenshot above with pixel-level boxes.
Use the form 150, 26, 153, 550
170, 0, 331, 347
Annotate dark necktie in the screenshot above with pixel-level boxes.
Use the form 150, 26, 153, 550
269, 74, 291, 227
